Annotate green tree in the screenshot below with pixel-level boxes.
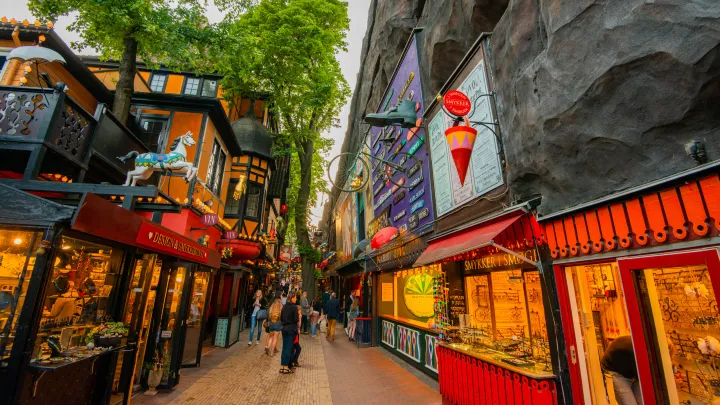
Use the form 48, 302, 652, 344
218, 0, 350, 300
28, 0, 216, 125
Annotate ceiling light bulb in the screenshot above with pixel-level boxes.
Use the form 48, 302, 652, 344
13, 238, 22, 245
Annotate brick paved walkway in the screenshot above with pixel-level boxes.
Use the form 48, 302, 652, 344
132, 323, 442, 405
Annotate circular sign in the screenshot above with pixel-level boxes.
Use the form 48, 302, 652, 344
443, 90, 472, 116
403, 273, 435, 318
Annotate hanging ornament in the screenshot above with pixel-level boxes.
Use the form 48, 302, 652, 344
233, 173, 248, 200
445, 116, 477, 186
224, 230, 238, 239
201, 213, 219, 226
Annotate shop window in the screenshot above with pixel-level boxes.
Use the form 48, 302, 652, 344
0, 230, 41, 367
636, 264, 720, 404
224, 180, 240, 218
183, 77, 201, 95
201, 79, 218, 97
244, 183, 261, 219
33, 237, 117, 358
462, 268, 552, 371
206, 140, 226, 196
378, 265, 441, 328
149, 74, 167, 92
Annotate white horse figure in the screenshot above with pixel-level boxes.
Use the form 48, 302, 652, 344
118, 131, 198, 186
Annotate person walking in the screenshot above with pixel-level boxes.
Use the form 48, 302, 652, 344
248, 290, 267, 346
324, 293, 341, 341
280, 293, 300, 374
601, 335, 642, 405
264, 299, 283, 355
300, 291, 311, 334
310, 296, 321, 337
347, 296, 360, 342
290, 298, 302, 369
281, 292, 287, 305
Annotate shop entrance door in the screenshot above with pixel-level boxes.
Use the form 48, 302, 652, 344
144, 261, 193, 389
181, 269, 211, 367
618, 249, 720, 405
562, 263, 632, 405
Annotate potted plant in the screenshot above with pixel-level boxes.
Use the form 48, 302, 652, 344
86, 322, 128, 348
143, 360, 166, 395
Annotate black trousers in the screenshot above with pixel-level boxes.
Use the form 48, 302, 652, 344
301, 315, 308, 333
291, 341, 301, 366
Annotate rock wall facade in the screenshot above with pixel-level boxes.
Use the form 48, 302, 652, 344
491, 0, 720, 215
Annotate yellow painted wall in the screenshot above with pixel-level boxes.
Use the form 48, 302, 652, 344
92, 70, 150, 93
17, 61, 98, 113
164, 111, 203, 201
165, 74, 184, 94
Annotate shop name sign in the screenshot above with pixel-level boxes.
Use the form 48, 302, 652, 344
463, 248, 538, 272
137, 222, 209, 263
443, 90, 472, 116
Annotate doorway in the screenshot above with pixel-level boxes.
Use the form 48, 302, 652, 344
181, 270, 211, 367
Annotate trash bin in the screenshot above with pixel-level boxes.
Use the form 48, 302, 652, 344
354, 317, 371, 347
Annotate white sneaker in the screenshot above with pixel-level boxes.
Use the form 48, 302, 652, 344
256, 340, 260, 345
248, 341, 252, 346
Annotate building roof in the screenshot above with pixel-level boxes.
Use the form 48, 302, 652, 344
231, 109, 273, 161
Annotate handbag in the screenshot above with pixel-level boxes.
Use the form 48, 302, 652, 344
256, 308, 268, 320
263, 319, 269, 328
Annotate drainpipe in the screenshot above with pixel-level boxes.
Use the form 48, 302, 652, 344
0, 26, 22, 85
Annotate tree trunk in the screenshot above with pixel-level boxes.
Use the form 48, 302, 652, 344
295, 137, 317, 302
113, 36, 138, 125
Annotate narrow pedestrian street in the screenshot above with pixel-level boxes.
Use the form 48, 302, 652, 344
133, 324, 442, 405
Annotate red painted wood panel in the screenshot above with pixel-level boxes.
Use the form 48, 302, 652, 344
659, 189, 688, 240
543, 221, 559, 258
609, 203, 632, 248
585, 211, 604, 252
597, 206, 617, 250
625, 199, 649, 246
699, 175, 720, 232
679, 182, 709, 236
573, 214, 591, 254
642, 193, 668, 243
563, 217, 578, 256
554, 220, 568, 258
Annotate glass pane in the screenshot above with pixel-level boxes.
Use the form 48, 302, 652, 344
35, 237, 115, 358
150, 75, 166, 92
201, 80, 217, 97
182, 272, 209, 365
133, 259, 161, 387
159, 266, 187, 385
637, 264, 720, 404
0, 230, 40, 367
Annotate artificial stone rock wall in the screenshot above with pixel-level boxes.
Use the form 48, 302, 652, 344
490, 0, 720, 215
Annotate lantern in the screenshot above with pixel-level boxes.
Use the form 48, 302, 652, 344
224, 230, 238, 240
445, 116, 477, 186
201, 213, 219, 226
280, 204, 288, 214
233, 174, 247, 200
371, 226, 399, 249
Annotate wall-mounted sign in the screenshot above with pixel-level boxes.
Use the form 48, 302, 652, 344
409, 188, 425, 203
410, 200, 425, 214
403, 273, 435, 318
443, 90, 472, 116
429, 58, 504, 218
463, 248, 538, 273
136, 222, 209, 263
161, 330, 172, 338
382, 283, 393, 302
408, 213, 419, 230
368, 206, 391, 238
409, 175, 423, 190
393, 209, 407, 222
370, 34, 434, 233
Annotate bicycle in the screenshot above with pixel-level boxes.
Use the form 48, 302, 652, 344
327, 124, 423, 193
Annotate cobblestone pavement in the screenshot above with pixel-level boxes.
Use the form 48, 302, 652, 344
132, 323, 442, 405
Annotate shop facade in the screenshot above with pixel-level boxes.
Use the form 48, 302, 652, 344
539, 167, 720, 405
0, 188, 220, 405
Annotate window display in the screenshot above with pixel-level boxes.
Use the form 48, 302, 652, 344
637, 264, 720, 405
0, 229, 41, 367
454, 268, 552, 374
31, 237, 121, 366
378, 265, 441, 329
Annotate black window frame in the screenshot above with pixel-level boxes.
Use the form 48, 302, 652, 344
224, 180, 241, 218
206, 140, 226, 197
244, 183, 262, 220
182, 77, 201, 95
149, 73, 168, 92
200, 78, 219, 97
181, 76, 219, 98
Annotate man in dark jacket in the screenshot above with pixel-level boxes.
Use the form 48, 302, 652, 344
324, 293, 341, 341
601, 335, 641, 405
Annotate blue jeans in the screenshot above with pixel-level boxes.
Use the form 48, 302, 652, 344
311, 323, 317, 336
249, 315, 262, 342
281, 332, 294, 366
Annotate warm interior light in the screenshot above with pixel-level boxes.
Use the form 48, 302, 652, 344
13, 238, 22, 245
24, 66, 32, 73
19, 77, 27, 84
62, 245, 70, 250
176, 274, 183, 283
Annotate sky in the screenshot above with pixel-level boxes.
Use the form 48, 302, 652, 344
4, 0, 372, 226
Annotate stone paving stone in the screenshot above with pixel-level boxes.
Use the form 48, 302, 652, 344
131, 322, 445, 405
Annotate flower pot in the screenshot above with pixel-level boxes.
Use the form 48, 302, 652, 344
145, 369, 164, 396
94, 335, 122, 348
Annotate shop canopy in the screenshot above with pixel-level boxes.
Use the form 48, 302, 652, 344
413, 214, 539, 268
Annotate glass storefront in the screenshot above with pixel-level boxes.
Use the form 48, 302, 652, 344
182, 270, 210, 365
0, 230, 41, 368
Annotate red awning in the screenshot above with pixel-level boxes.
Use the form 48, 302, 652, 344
414, 215, 532, 267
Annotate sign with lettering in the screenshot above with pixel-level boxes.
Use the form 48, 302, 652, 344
136, 222, 209, 263
429, 57, 503, 218
409, 188, 424, 203
443, 90, 472, 116
370, 34, 434, 233
393, 209, 407, 222
463, 248, 538, 273
410, 200, 425, 214
368, 206, 391, 238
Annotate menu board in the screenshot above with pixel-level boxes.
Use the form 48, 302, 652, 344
382, 283, 393, 302
428, 59, 504, 218
444, 262, 466, 325
370, 34, 434, 234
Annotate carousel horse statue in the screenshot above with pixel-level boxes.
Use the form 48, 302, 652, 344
117, 131, 198, 186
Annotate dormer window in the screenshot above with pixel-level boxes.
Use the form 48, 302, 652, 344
149, 74, 167, 92
183, 77, 201, 95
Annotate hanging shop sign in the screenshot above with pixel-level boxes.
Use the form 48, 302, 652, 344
444, 117, 477, 186
224, 230, 238, 240
136, 222, 210, 263
201, 213, 219, 226
443, 90, 472, 116
369, 33, 434, 233
428, 58, 504, 217
368, 205, 391, 238
463, 248, 538, 273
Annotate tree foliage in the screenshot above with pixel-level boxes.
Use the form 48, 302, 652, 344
217, 0, 350, 299
28, 0, 217, 123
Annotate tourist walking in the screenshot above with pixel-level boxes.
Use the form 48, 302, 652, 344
347, 297, 360, 342
281, 292, 287, 305
324, 293, 341, 341
264, 299, 283, 355
300, 291, 311, 334
248, 290, 268, 345
310, 296, 321, 337
280, 293, 300, 374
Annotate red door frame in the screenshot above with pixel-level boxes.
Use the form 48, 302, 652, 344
553, 264, 585, 403
617, 248, 720, 405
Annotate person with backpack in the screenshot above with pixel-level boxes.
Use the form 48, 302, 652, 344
264, 299, 283, 355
